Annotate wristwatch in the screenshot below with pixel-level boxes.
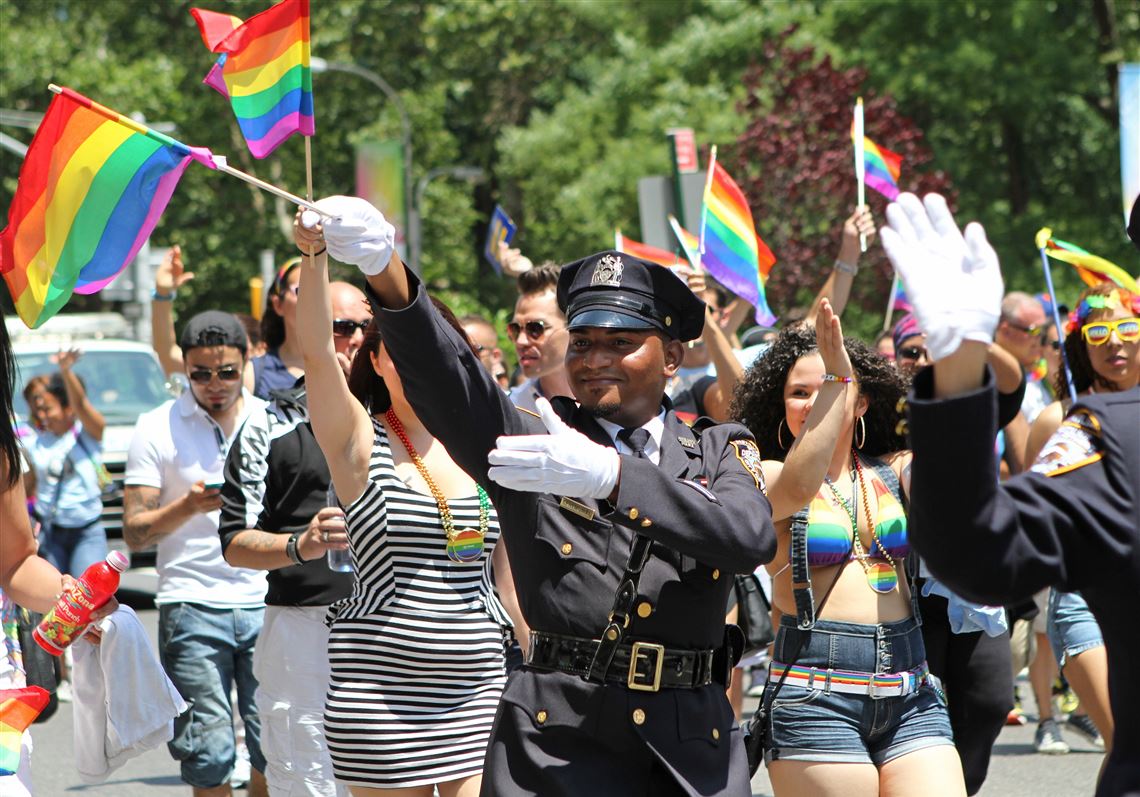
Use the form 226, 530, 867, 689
285, 531, 307, 566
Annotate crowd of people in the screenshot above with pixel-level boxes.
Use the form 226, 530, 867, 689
0, 190, 1136, 797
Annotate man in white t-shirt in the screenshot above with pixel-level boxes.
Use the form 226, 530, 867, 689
123, 311, 268, 797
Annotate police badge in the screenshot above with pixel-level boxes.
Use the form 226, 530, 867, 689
590, 253, 624, 287
730, 439, 766, 492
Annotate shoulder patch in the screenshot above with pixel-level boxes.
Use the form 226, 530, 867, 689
729, 438, 767, 493
1030, 411, 1104, 478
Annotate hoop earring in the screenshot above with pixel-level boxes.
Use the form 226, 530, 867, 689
777, 418, 790, 449
855, 416, 866, 450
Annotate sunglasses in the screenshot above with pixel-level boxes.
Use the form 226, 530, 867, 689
332, 318, 370, 337
898, 345, 928, 361
188, 366, 243, 384
1081, 317, 1140, 346
507, 320, 561, 341
1004, 320, 1044, 338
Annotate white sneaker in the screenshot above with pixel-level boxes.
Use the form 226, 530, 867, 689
231, 744, 251, 788
56, 679, 73, 703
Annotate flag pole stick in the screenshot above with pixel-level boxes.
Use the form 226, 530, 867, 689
698, 145, 717, 273
854, 97, 867, 253
882, 272, 899, 332
304, 134, 317, 258
47, 84, 333, 217
1036, 234, 1079, 404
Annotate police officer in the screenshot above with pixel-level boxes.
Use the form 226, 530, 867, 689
295, 197, 776, 796
881, 193, 1140, 797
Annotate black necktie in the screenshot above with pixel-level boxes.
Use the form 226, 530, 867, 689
618, 427, 651, 459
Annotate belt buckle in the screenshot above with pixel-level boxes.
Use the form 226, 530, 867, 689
867, 674, 894, 699
628, 642, 665, 692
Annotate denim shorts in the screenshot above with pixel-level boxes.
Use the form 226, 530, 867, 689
158, 603, 266, 788
762, 615, 954, 766
1047, 589, 1104, 668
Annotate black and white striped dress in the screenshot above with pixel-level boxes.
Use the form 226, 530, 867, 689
324, 419, 506, 788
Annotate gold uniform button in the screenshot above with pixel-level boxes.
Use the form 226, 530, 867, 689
536, 710, 548, 724
665, 315, 672, 326
606, 628, 619, 641
712, 728, 720, 741
632, 708, 646, 725
712, 569, 720, 580
561, 543, 573, 555
640, 518, 652, 528
628, 507, 639, 520
636, 602, 652, 618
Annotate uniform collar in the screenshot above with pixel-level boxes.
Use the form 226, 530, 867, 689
594, 411, 666, 458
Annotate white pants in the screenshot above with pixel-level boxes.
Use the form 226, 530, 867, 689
253, 606, 347, 797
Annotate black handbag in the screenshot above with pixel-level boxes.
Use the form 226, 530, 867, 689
733, 573, 774, 655
16, 607, 59, 723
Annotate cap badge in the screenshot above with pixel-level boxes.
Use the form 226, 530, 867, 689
590, 254, 624, 288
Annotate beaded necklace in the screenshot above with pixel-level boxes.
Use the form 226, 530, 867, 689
822, 450, 899, 594
384, 409, 490, 564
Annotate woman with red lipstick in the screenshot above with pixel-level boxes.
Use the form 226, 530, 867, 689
1022, 283, 1140, 767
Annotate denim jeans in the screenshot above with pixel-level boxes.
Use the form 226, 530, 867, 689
1047, 589, 1104, 668
37, 519, 107, 577
763, 615, 954, 765
158, 603, 266, 788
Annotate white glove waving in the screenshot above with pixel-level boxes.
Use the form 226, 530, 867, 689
879, 193, 1003, 361
487, 397, 621, 500
300, 195, 396, 276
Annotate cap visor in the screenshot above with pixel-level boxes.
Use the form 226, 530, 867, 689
568, 308, 657, 331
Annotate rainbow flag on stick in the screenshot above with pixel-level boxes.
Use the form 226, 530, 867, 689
1035, 228, 1138, 293
1, 687, 50, 775
191, 0, 313, 159
0, 86, 212, 329
852, 99, 902, 202
615, 230, 688, 268
698, 147, 777, 325
668, 215, 702, 268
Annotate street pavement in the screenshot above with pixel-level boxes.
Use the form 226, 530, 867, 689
30, 576, 1104, 796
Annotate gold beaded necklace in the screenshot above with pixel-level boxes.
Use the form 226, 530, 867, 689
384, 409, 490, 564
822, 451, 899, 594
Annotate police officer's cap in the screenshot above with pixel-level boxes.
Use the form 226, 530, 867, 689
557, 250, 706, 342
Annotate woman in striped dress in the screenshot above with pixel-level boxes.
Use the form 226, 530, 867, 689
293, 228, 507, 796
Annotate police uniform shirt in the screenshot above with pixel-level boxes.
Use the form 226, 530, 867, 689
595, 411, 666, 464
907, 369, 1139, 797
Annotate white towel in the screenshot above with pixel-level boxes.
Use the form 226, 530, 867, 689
71, 606, 187, 784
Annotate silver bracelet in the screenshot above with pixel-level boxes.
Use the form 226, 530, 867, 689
834, 258, 858, 275
285, 531, 307, 565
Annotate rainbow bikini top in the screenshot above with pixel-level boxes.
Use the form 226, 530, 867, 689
803, 469, 909, 567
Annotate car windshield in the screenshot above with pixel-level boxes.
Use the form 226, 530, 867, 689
14, 350, 170, 425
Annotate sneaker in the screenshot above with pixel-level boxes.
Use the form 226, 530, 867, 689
1034, 719, 1071, 754
55, 678, 73, 703
1006, 703, 1027, 726
1054, 688, 1080, 717
231, 744, 251, 788
1067, 714, 1105, 749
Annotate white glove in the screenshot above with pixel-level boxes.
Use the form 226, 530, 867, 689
301, 195, 395, 276
487, 397, 621, 500
879, 193, 1004, 361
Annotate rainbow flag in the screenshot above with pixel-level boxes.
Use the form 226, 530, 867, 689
191, 0, 313, 159
701, 160, 777, 325
668, 215, 702, 267
615, 230, 687, 268
890, 273, 912, 312
858, 135, 903, 200
0, 87, 209, 329
1, 687, 50, 775
1035, 228, 1138, 293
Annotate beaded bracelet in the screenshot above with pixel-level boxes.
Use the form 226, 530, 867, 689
151, 289, 176, 302
822, 374, 853, 383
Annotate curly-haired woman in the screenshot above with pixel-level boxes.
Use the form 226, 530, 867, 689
732, 318, 964, 797
1021, 283, 1139, 768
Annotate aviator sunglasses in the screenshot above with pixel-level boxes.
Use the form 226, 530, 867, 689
188, 366, 243, 384
1081, 317, 1140, 346
333, 318, 371, 337
507, 320, 561, 340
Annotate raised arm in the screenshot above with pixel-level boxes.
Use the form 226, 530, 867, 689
56, 348, 104, 442
760, 299, 855, 520
803, 205, 875, 326
681, 267, 743, 422
151, 245, 190, 377
291, 219, 374, 506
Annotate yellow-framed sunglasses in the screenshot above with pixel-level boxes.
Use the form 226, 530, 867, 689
1081, 317, 1140, 346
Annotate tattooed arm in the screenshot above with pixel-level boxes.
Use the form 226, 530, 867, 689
122, 484, 219, 551
224, 508, 348, 570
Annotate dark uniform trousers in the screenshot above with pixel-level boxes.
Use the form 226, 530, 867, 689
907, 370, 1140, 797
374, 278, 776, 797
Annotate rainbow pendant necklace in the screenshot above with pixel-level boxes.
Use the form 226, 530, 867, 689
823, 451, 899, 594
385, 409, 489, 564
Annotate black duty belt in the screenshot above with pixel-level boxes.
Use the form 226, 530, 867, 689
527, 631, 715, 692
